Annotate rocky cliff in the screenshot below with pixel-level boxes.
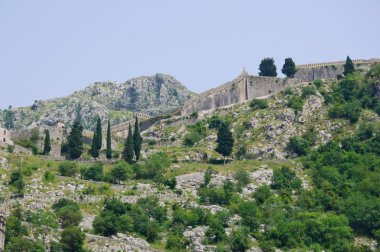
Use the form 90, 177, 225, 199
3, 74, 195, 130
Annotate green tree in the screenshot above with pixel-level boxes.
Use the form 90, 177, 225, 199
4, 108, 14, 129
60, 227, 85, 252
343, 56, 355, 76
133, 117, 142, 161
259, 58, 277, 77
215, 123, 234, 165
122, 124, 134, 164
90, 129, 99, 158
9, 170, 25, 194
282, 57, 297, 77
80, 163, 104, 181
96, 116, 102, 150
109, 161, 132, 184
43, 130, 51, 155
106, 120, 112, 159
66, 120, 84, 159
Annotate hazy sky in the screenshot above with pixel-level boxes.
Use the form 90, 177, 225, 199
0, 0, 379, 109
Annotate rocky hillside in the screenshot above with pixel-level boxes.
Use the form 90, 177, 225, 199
2, 74, 195, 130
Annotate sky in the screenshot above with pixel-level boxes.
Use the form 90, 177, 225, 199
0, 0, 379, 109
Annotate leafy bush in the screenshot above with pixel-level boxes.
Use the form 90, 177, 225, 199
283, 87, 293, 96
357, 123, 374, 140
253, 185, 272, 204
60, 226, 85, 252
234, 168, 250, 189
313, 79, 324, 88
287, 95, 304, 112
271, 166, 302, 191
9, 170, 25, 194
183, 121, 207, 146
301, 86, 317, 98
107, 161, 132, 184
287, 136, 310, 156
208, 115, 224, 129
328, 101, 361, 123
135, 152, 171, 179
249, 99, 268, 110
53, 198, 82, 228
80, 162, 104, 181
58, 161, 78, 177
43, 170, 55, 182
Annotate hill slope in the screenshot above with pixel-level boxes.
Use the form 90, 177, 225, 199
3, 73, 195, 129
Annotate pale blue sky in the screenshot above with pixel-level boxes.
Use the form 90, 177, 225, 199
0, 0, 379, 109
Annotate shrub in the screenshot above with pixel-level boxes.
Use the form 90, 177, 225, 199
58, 161, 78, 177
43, 170, 55, 182
56, 205, 83, 228
271, 166, 302, 191
53, 198, 82, 228
329, 101, 361, 123
357, 123, 374, 140
287, 136, 310, 156
108, 161, 132, 184
229, 228, 251, 252
9, 170, 25, 193
283, 87, 293, 96
301, 86, 317, 98
234, 168, 250, 189
80, 163, 104, 181
253, 185, 272, 204
60, 226, 85, 252
166, 234, 190, 250
249, 99, 268, 110
208, 115, 224, 129
287, 95, 304, 112
165, 177, 177, 189
313, 79, 324, 88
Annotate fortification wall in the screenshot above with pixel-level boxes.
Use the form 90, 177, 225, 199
294, 58, 380, 81
181, 73, 301, 116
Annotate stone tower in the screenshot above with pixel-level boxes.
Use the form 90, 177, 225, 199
0, 211, 5, 252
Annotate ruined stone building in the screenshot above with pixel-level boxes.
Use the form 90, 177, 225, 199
0, 127, 13, 148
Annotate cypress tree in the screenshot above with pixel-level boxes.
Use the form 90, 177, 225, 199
43, 130, 51, 155
67, 120, 84, 159
122, 124, 134, 164
281, 58, 297, 77
106, 121, 112, 160
259, 58, 277, 77
215, 122, 234, 165
343, 56, 355, 76
95, 117, 102, 151
133, 117, 142, 161
90, 129, 99, 158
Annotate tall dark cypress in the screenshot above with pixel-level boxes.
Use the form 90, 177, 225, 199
43, 130, 51, 155
90, 129, 99, 158
67, 120, 84, 159
122, 124, 134, 164
106, 121, 112, 160
96, 117, 102, 151
133, 117, 142, 161
215, 122, 234, 165
343, 56, 355, 76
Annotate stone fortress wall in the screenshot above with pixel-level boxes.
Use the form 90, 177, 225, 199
181, 70, 302, 116
181, 58, 380, 116
294, 58, 380, 81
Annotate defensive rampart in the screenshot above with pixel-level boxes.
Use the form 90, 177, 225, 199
181, 71, 302, 116
294, 58, 380, 81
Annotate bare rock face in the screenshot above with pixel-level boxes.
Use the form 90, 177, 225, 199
8, 74, 195, 130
